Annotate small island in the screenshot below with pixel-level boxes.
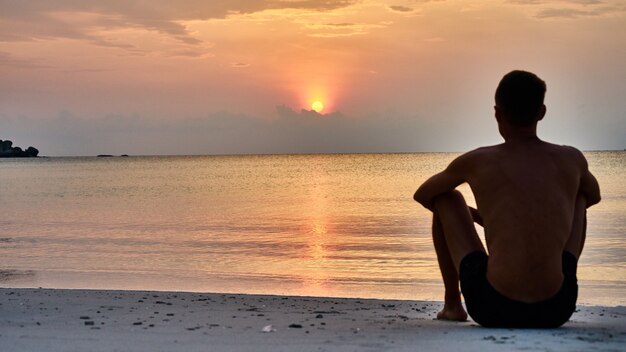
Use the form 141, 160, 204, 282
0, 139, 39, 158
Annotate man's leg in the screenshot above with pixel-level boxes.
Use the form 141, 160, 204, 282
432, 190, 486, 321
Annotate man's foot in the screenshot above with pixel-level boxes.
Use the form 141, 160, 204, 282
437, 304, 468, 321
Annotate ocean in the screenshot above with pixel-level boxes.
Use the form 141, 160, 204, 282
1, 152, 624, 305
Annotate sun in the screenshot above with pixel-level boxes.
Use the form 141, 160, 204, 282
311, 100, 324, 113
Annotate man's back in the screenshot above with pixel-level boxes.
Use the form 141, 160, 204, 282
463, 138, 585, 302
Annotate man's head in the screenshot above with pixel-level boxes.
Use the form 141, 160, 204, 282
495, 70, 546, 127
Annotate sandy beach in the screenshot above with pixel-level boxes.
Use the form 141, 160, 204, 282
1, 288, 624, 351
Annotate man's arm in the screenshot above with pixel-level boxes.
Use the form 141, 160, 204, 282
574, 149, 601, 207
580, 169, 600, 207
413, 155, 469, 211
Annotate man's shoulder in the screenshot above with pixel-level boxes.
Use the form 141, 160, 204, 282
542, 141, 580, 152
447, 145, 502, 172
467, 141, 584, 159
541, 142, 587, 164
458, 144, 503, 160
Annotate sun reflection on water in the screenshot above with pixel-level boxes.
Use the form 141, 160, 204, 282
301, 162, 333, 295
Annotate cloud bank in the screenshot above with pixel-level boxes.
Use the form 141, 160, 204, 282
2, 104, 623, 157
0, 107, 473, 156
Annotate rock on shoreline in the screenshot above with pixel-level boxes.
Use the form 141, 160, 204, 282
0, 139, 39, 157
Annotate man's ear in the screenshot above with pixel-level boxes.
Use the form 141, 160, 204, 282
494, 105, 503, 122
538, 104, 546, 121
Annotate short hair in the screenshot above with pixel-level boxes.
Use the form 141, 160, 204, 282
495, 70, 546, 127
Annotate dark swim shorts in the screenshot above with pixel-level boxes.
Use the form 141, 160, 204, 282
459, 251, 578, 328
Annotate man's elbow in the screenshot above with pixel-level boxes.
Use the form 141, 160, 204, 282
580, 191, 601, 208
413, 189, 432, 209
588, 193, 601, 207
413, 189, 421, 203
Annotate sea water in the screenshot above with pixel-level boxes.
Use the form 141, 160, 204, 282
1, 152, 624, 305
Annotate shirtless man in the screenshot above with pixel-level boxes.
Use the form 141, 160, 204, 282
414, 70, 601, 328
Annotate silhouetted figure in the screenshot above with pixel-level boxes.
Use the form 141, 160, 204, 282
414, 71, 601, 328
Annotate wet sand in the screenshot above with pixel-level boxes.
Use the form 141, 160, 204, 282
1, 288, 624, 351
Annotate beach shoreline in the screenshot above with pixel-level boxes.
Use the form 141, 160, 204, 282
2, 288, 624, 351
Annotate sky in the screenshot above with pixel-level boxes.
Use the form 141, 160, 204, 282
1, 0, 625, 156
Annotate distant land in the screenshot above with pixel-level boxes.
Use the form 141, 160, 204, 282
0, 139, 39, 158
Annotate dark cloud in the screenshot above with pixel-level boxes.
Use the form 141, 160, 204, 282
61, 68, 111, 73
388, 6, 414, 13
0, 1, 358, 49
507, 0, 626, 19
536, 7, 594, 18
324, 22, 357, 27
509, 0, 604, 4
536, 4, 626, 18
165, 49, 213, 58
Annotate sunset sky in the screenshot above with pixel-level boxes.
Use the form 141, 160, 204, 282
1, 0, 625, 156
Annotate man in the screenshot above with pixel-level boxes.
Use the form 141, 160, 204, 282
414, 70, 601, 328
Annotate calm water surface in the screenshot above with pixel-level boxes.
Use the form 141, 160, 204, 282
1, 152, 624, 305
